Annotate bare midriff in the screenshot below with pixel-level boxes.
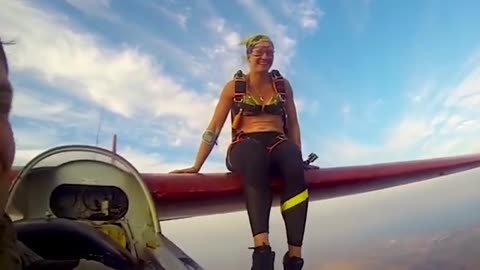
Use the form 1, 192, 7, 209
238, 114, 285, 134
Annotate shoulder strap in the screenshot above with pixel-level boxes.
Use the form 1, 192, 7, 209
231, 70, 246, 141
271, 69, 286, 102
270, 70, 289, 135
233, 70, 246, 102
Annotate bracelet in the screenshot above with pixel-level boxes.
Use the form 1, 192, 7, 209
202, 130, 217, 145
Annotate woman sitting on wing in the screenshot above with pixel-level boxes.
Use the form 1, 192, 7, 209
170, 34, 309, 270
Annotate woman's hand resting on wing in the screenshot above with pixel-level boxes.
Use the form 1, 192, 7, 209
169, 166, 200, 174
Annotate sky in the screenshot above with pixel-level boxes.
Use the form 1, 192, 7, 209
2, 0, 480, 269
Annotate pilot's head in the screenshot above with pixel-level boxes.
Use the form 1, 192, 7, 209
0, 38, 8, 86
0, 38, 13, 117
0, 37, 15, 176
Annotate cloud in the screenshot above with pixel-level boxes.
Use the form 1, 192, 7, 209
5, 0, 478, 174
236, 0, 297, 71
66, 0, 191, 31
341, 0, 373, 35
112, 147, 226, 173
443, 65, 480, 110
408, 80, 436, 104
13, 126, 62, 151
10, 102, 226, 172
364, 98, 383, 122
2, 1, 252, 169
4, 3, 480, 270
64, 0, 209, 80
65, 0, 122, 24
11, 124, 83, 166
1, 1, 222, 145
142, 1, 191, 30
279, 0, 325, 31
317, 54, 480, 167
12, 134, 227, 173
201, 17, 245, 82
11, 87, 99, 128
340, 103, 351, 122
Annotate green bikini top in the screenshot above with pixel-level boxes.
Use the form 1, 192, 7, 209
243, 91, 281, 107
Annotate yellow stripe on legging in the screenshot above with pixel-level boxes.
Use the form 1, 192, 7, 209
281, 189, 309, 212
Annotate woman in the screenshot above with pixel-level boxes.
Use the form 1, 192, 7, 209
170, 34, 308, 270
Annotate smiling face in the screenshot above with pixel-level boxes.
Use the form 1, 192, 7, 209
245, 36, 275, 73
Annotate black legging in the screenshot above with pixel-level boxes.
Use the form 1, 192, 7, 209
227, 131, 308, 247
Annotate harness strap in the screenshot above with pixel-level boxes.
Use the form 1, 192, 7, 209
266, 134, 287, 153
231, 70, 247, 141
271, 69, 286, 102
227, 132, 287, 163
230, 69, 289, 141
271, 70, 288, 136
226, 131, 246, 170
233, 70, 247, 102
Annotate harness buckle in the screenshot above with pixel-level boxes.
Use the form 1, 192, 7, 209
233, 70, 246, 103
271, 69, 287, 103
271, 69, 282, 79
233, 93, 244, 103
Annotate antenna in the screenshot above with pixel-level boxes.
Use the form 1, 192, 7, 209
111, 133, 117, 165
95, 107, 105, 147
112, 134, 117, 154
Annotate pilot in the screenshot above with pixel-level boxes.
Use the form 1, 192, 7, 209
0, 38, 115, 270
170, 34, 308, 270
0, 36, 21, 270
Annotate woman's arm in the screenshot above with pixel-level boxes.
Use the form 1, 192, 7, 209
171, 80, 234, 173
192, 81, 234, 170
284, 79, 302, 151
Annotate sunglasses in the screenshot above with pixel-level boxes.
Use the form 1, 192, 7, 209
250, 48, 275, 58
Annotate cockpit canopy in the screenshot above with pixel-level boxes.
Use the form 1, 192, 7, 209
7, 145, 160, 257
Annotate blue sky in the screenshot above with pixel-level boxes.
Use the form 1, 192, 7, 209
2, 0, 480, 170
2, 0, 480, 268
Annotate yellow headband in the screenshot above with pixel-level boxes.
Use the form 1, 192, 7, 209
240, 34, 274, 54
